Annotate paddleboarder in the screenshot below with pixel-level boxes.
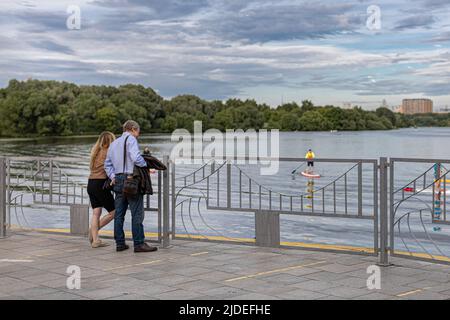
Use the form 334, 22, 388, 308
305, 149, 315, 172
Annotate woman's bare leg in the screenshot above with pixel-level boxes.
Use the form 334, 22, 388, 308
90, 208, 102, 242
99, 210, 115, 230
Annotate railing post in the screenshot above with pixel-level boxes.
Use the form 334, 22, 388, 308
5, 159, 11, 230
378, 157, 391, 266
0, 158, 6, 238
389, 159, 395, 254
34, 160, 39, 202
162, 155, 170, 248
49, 160, 53, 204
227, 161, 231, 208
157, 171, 162, 242
171, 160, 176, 239
358, 161, 363, 216
6, 159, 11, 230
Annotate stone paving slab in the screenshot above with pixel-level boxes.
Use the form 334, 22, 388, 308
0, 231, 449, 300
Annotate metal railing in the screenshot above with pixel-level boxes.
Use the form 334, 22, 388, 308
171, 157, 380, 257
390, 158, 450, 264
1, 155, 449, 265
0, 156, 170, 246
0, 158, 6, 238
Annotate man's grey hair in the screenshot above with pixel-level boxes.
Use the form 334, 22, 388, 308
123, 120, 140, 132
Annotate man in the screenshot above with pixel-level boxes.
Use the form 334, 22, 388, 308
104, 120, 158, 253
305, 149, 315, 171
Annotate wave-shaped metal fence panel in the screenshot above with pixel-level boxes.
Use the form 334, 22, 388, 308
1, 157, 166, 244
170, 157, 379, 257
390, 158, 450, 265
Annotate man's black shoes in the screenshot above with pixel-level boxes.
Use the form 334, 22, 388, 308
134, 243, 158, 253
116, 243, 158, 253
116, 244, 130, 252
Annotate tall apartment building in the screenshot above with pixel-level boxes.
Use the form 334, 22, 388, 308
399, 99, 433, 114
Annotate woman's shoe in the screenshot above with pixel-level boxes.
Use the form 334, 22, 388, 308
92, 240, 110, 248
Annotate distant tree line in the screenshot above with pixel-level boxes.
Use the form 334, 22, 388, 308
0, 79, 446, 137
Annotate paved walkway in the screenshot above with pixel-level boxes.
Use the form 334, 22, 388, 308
0, 231, 449, 300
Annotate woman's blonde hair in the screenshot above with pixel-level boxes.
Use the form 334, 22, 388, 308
90, 131, 116, 170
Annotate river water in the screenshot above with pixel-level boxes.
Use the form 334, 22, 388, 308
2, 127, 450, 160
1, 128, 449, 255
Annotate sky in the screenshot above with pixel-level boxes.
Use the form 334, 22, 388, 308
0, 0, 449, 109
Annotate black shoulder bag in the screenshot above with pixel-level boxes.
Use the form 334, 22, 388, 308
122, 136, 139, 197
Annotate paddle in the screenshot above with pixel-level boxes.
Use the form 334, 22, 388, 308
291, 163, 306, 175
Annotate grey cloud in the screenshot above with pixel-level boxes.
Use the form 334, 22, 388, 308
18, 1, 37, 8
300, 72, 449, 97
152, 77, 241, 100
13, 10, 69, 32
0, 58, 98, 87
91, 1, 367, 42
428, 32, 450, 43
30, 40, 75, 55
423, 0, 450, 9
422, 83, 450, 96
202, 2, 364, 42
394, 14, 435, 30
207, 0, 249, 12
91, 0, 209, 19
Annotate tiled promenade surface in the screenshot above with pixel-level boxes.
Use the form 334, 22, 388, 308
0, 231, 449, 300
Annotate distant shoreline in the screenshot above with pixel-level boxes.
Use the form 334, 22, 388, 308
0, 126, 446, 141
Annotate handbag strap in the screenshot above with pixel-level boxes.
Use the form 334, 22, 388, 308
123, 136, 130, 174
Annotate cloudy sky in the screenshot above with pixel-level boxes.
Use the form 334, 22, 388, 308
1, 0, 449, 109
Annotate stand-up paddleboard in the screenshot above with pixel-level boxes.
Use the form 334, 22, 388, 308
300, 171, 321, 179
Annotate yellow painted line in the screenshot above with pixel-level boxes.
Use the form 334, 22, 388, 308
16, 227, 159, 239
97, 230, 160, 238
176, 234, 376, 254
397, 289, 423, 297
394, 251, 450, 263
224, 260, 328, 283
104, 260, 162, 271
280, 241, 375, 254
190, 252, 209, 256
175, 233, 255, 243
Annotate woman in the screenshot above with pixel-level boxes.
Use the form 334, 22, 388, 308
87, 131, 116, 248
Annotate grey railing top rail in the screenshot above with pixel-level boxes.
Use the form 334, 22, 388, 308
7, 156, 380, 164
5, 156, 87, 163
391, 158, 450, 164
171, 156, 378, 164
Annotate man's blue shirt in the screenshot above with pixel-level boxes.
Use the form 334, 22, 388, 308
104, 132, 147, 180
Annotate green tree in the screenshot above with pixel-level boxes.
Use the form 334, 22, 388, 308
96, 106, 121, 132
299, 111, 332, 131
